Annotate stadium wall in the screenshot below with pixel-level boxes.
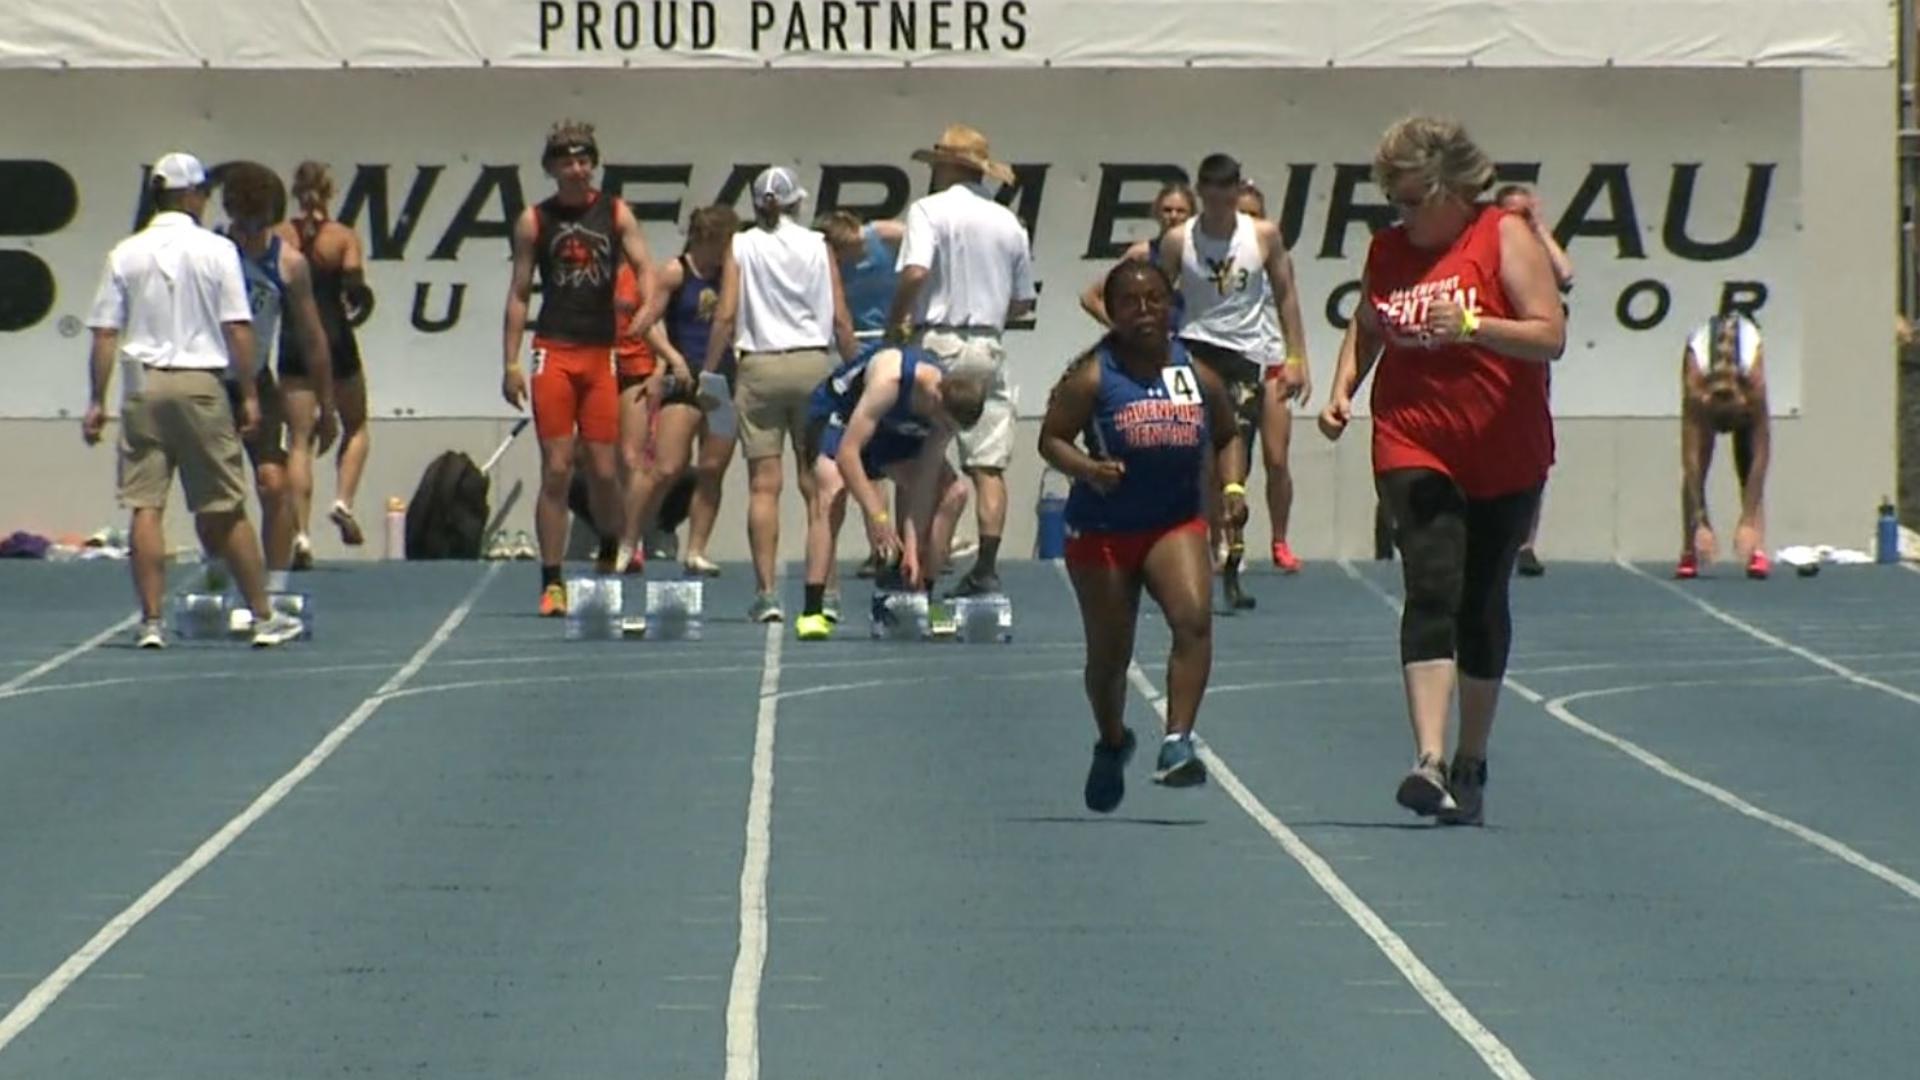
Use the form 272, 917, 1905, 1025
0, 67, 1894, 561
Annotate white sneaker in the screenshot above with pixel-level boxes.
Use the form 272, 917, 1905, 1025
227, 607, 256, 637
250, 611, 305, 648
135, 620, 166, 650
510, 530, 539, 561
485, 531, 514, 560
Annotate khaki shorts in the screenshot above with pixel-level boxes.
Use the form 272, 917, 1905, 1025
919, 328, 1013, 471
734, 348, 834, 461
118, 368, 250, 514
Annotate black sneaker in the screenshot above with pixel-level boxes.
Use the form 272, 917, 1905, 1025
1084, 727, 1136, 813
1515, 548, 1545, 577
1439, 756, 1486, 826
945, 569, 1002, 599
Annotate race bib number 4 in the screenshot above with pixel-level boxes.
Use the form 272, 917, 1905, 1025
1160, 365, 1203, 405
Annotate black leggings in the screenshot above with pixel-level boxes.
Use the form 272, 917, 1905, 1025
1377, 469, 1540, 680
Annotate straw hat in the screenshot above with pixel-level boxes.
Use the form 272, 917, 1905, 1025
911, 124, 1015, 185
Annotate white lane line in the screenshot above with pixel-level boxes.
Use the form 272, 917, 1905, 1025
1544, 680, 1920, 903
0, 613, 141, 696
725, 619, 783, 1080
1048, 561, 1533, 1079
1615, 557, 1920, 710
1339, 560, 1920, 904
0, 563, 501, 1055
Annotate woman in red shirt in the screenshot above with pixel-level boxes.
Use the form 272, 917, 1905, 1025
1319, 116, 1566, 826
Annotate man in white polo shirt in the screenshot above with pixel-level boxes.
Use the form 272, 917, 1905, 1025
81, 152, 305, 649
704, 166, 857, 623
887, 123, 1036, 598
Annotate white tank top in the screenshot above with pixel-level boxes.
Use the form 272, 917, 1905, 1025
1176, 212, 1273, 360
1687, 314, 1761, 376
731, 217, 836, 354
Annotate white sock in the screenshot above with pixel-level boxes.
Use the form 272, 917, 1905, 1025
267, 569, 290, 593
1163, 732, 1188, 745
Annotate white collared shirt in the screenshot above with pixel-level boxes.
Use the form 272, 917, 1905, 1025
86, 211, 251, 371
731, 216, 836, 354
897, 182, 1035, 331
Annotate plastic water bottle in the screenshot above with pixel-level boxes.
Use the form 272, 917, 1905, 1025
1036, 467, 1069, 559
1878, 497, 1900, 565
168, 591, 231, 640
384, 496, 406, 560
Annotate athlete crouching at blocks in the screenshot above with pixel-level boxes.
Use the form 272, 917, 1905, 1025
794, 345, 989, 641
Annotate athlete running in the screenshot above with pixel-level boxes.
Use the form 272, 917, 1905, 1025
1158, 154, 1309, 610
1236, 180, 1311, 576
1044, 261, 1246, 811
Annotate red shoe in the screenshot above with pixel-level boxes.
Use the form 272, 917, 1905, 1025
1271, 541, 1303, 574
623, 548, 646, 576
1675, 552, 1699, 579
1746, 550, 1771, 579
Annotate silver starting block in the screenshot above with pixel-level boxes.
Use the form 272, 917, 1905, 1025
869, 589, 932, 640
642, 580, 704, 641
951, 593, 1013, 643
564, 576, 625, 641
225, 592, 316, 640
168, 591, 231, 640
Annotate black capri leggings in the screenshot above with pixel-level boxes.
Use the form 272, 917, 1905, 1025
1377, 468, 1541, 680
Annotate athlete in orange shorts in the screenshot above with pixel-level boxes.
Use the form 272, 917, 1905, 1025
502, 119, 660, 614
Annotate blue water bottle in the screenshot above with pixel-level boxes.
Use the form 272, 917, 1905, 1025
1036, 467, 1069, 560
1878, 497, 1900, 565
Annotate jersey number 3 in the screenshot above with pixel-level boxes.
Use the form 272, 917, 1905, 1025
1161, 366, 1202, 405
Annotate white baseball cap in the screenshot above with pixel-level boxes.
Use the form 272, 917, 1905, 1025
751, 166, 807, 208
150, 152, 208, 191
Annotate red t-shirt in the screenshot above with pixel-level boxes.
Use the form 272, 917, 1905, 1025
1365, 205, 1553, 499
614, 262, 655, 379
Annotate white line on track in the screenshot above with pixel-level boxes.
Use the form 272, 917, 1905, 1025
1048, 561, 1535, 1079
1339, 560, 1920, 905
0, 562, 501, 1055
0, 613, 141, 696
1615, 558, 1920, 710
725, 618, 782, 1080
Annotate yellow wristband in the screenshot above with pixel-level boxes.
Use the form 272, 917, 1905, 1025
872, 510, 890, 524
1460, 308, 1480, 337
1222, 482, 1247, 497
1284, 355, 1305, 368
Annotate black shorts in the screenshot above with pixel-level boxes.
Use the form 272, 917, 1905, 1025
278, 310, 364, 382
1181, 339, 1263, 436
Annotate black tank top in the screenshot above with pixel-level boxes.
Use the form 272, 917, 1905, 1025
533, 192, 620, 346
280, 216, 355, 355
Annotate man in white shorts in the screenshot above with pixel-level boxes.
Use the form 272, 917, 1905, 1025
81, 152, 304, 648
887, 122, 1036, 598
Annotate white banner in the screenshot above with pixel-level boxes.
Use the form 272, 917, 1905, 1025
0, 68, 1801, 420
0, 0, 1890, 70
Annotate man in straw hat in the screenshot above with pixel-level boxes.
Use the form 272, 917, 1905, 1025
886, 123, 1035, 599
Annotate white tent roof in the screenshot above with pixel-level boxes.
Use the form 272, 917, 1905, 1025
0, 0, 1891, 69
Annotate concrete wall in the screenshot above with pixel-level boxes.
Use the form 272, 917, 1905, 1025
1, 70, 1894, 566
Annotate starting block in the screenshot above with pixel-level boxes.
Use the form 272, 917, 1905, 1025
869, 589, 932, 640
169, 591, 231, 640
951, 593, 1014, 643
563, 576, 625, 641
641, 580, 704, 641
170, 590, 314, 641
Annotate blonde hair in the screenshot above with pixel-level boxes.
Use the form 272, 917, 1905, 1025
291, 160, 332, 214
814, 210, 863, 250
1372, 115, 1495, 203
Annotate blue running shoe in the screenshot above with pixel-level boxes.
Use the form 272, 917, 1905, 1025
1154, 734, 1207, 787
1084, 727, 1136, 813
